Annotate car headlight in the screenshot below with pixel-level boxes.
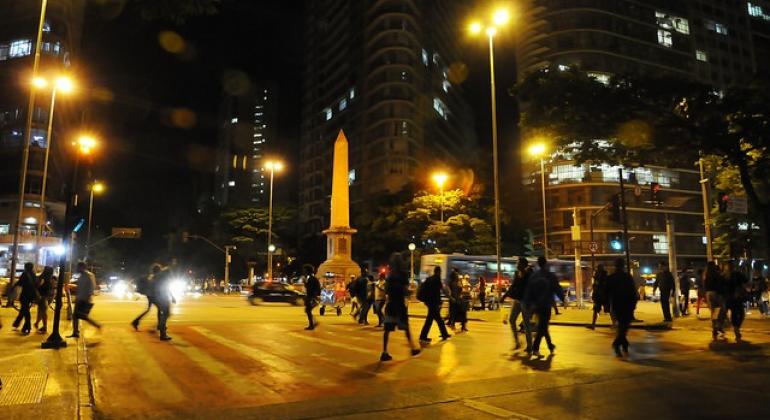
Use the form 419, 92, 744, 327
112, 281, 128, 299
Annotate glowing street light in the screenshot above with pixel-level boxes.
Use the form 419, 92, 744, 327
468, 6, 512, 282
432, 171, 449, 222
264, 159, 284, 281
528, 142, 550, 258
75, 135, 98, 155
408, 243, 417, 283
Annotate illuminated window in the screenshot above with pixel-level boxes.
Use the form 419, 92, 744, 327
656, 11, 689, 34
0, 44, 8, 60
231, 117, 238, 124
9, 39, 32, 57
228, 180, 235, 187
549, 164, 584, 185
705, 20, 728, 35
43, 21, 51, 32
421, 49, 428, 66
323, 107, 332, 121
748, 2, 770, 20
433, 98, 448, 120
587, 71, 612, 85
653, 234, 668, 254
695, 50, 708, 62
657, 29, 673, 47
339, 98, 347, 111
557, 64, 570, 71
348, 169, 356, 186
349, 87, 355, 100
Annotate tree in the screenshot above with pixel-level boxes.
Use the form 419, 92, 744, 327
515, 68, 770, 261
217, 206, 295, 274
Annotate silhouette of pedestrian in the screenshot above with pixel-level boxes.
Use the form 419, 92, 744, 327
373, 272, 386, 327
679, 266, 693, 316
355, 268, 371, 325
704, 261, 726, 340
131, 264, 159, 331
501, 257, 532, 350
525, 257, 562, 358
34, 266, 54, 334
724, 261, 749, 342
606, 258, 638, 357
380, 252, 420, 361
478, 276, 487, 311
153, 264, 174, 341
653, 262, 675, 322
418, 266, 451, 344
589, 264, 610, 329
303, 264, 321, 330
68, 262, 102, 338
12, 262, 39, 335
447, 268, 468, 332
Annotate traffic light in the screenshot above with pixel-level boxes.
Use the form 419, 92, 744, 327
610, 232, 624, 251
718, 193, 730, 213
609, 194, 621, 224
650, 182, 661, 205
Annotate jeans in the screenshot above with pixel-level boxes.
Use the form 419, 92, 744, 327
156, 300, 171, 337
374, 299, 385, 325
707, 292, 726, 334
661, 293, 672, 321
13, 299, 33, 332
508, 300, 526, 346
420, 304, 449, 340
304, 301, 316, 327
72, 300, 99, 335
358, 299, 371, 324
613, 317, 631, 350
520, 302, 535, 351
532, 305, 552, 352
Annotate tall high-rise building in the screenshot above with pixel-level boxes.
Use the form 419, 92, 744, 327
214, 82, 278, 208
299, 0, 477, 236
0, 0, 85, 275
515, 0, 770, 272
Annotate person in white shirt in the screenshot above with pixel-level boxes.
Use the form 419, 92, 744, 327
68, 262, 102, 338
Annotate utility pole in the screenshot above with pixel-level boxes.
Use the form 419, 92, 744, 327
572, 208, 584, 308
224, 245, 234, 288
618, 168, 632, 273
698, 158, 713, 261
666, 214, 681, 317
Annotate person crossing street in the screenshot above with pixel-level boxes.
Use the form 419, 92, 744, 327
68, 262, 102, 338
418, 266, 451, 344
303, 265, 321, 330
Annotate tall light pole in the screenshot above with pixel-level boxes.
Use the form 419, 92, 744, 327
470, 7, 509, 282
33, 76, 75, 259
408, 243, 416, 283
264, 160, 283, 281
698, 158, 713, 261
432, 171, 448, 222
85, 181, 104, 259
9, 0, 49, 284
528, 143, 549, 258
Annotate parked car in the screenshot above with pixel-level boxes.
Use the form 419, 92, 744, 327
248, 282, 305, 305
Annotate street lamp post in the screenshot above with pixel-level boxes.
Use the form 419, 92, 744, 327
85, 181, 104, 259
265, 160, 283, 281
43, 134, 98, 349
528, 143, 549, 258
408, 243, 416, 283
431, 172, 448, 222
9, 0, 50, 285
470, 8, 509, 282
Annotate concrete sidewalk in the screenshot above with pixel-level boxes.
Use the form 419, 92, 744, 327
0, 306, 84, 420
408, 300, 770, 332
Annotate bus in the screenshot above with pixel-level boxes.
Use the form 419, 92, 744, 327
418, 253, 590, 301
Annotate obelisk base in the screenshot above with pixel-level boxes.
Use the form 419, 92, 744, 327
317, 226, 360, 281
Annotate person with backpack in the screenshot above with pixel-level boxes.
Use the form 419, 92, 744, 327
501, 258, 532, 350
524, 257, 562, 358
606, 258, 638, 357
303, 264, 321, 330
724, 260, 749, 342
131, 264, 159, 331
418, 266, 451, 344
447, 268, 468, 332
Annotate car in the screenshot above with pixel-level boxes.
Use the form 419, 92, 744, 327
248, 282, 305, 306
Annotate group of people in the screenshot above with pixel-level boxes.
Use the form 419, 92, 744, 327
1, 261, 100, 339
702, 260, 754, 342
130, 262, 177, 341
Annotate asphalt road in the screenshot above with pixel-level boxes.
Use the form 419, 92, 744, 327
80, 293, 770, 419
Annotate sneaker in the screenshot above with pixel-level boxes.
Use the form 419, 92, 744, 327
613, 345, 623, 357
548, 344, 556, 354
37, 327, 47, 334
131, 320, 139, 331
441, 334, 451, 341
622, 344, 629, 355
304, 326, 315, 331
380, 352, 393, 362
420, 337, 432, 342
411, 348, 421, 357
67, 333, 80, 338
532, 351, 543, 358
160, 336, 172, 341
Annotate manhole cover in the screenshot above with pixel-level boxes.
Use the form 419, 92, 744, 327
0, 372, 48, 406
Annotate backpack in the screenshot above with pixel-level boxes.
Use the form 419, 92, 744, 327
416, 277, 432, 303
525, 270, 550, 306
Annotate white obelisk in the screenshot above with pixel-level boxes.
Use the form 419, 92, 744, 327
317, 130, 360, 280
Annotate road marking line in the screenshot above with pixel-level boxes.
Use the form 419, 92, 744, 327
190, 326, 336, 387
463, 399, 539, 419
169, 335, 271, 396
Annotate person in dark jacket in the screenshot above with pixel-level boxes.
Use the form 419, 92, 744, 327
606, 258, 638, 357
724, 261, 749, 342
418, 266, 451, 343
381, 253, 420, 361
590, 264, 609, 329
501, 258, 532, 350
303, 264, 321, 330
153, 265, 174, 341
34, 266, 54, 334
12, 262, 40, 335
524, 257, 563, 357
131, 264, 159, 331
679, 266, 693, 316
477, 276, 487, 311
447, 268, 468, 331
704, 261, 726, 340
653, 262, 675, 322
355, 268, 371, 325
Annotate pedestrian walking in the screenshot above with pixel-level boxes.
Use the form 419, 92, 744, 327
606, 258, 638, 357
347, 275, 360, 318
153, 265, 174, 341
724, 261, 749, 342
417, 266, 451, 344
33, 266, 54, 334
704, 261, 727, 340
380, 252, 420, 361
653, 262, 675, 322
131, 264, 159, 331
695, 268, 706, 315
589, 264, 609, 329
12, 262, 39, 335
355, 268, 371, 325
478, 276, 487, 311
447, 268, 468, 332
373, 272, 386, 327
303, 265, 321, 330
679, 266, 693, 316
524, 257, 562, 358
67, 262, 101, 338
501, 258, 532, 350
757, 269, 769, 317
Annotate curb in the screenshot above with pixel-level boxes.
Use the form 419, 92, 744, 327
76, 337, 95, 420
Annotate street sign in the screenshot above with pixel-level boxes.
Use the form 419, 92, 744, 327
727, 195, 748, 214
588, 241, 598, 253
111, 227, 142, 239
633, 185, 642, 197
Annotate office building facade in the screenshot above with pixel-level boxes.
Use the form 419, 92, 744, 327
0, 0, 85, 274
299, 0, 477, 236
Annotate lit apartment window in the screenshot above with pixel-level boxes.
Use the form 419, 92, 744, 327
323, 107, 332, 121
0, 44, 8, 60
656, 11, 689, 34
9, 39, 32, 57
339, 98, 347, 111
748, 2, 770, 20
231, 117, 238, 124
432, 98, 448, 120
421, 49, 429, 66
349, 87, 355, 100
695, 50, 708, 62
653, 234, 668, 254
43, 21, 51, 32
587, 71, 612, 85
228, 180, 235, 187
657, 29, 673, 47
705, 20, 728, 35
557, 64, 571, 71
